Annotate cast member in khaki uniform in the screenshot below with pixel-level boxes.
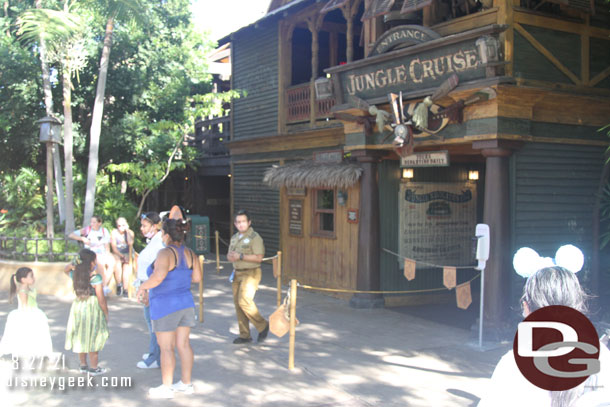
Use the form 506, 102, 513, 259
227, 210, 269, 344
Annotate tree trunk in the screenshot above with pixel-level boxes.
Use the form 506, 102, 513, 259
83, 16, 114, 223
62, 66, 76, 234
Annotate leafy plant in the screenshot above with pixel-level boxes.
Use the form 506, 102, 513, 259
0, 167, 46, 231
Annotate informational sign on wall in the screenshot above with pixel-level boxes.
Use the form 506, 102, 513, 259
289, 200, 303, 236
398, 182, 477, 267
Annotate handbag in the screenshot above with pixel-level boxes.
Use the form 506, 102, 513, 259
269, 294, 299, 338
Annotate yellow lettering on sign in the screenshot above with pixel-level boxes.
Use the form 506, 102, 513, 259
409, 58, 423, 84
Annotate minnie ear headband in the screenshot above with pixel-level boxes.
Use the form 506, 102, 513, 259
513, 244, 584, 278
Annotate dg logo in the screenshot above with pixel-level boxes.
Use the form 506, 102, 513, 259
514, 305, 600, 391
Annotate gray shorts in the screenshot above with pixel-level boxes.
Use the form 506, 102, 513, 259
152, 307, 196, 332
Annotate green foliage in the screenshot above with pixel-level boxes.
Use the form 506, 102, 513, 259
0, 168, 46, 230
94, 171, 138, 227
0, 0, 244, 257
0, 17, 46, 172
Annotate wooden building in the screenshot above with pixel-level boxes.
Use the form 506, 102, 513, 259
152, 45, 233, 239
223, 0, 610, 336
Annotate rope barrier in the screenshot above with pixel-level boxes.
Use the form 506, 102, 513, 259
297, 273, 481, 295
382, 248, 477, 270
203, 259, 232, 265
262, 254, 279, 262
192, 235, 231, 247
200, 255, 277, 265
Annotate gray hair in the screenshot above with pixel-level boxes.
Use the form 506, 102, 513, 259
521, 266, 588, 314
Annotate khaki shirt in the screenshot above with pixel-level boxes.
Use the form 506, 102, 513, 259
229, 227, 265, 269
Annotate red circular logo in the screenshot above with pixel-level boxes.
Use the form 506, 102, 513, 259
513, 305, 600, 391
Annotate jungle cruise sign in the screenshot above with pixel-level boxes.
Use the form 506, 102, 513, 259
325, 24, 507, 103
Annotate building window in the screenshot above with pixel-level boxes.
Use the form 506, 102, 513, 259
312, 188, 335, 237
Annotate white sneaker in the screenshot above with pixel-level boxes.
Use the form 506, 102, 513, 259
148, 384, 174, 399
142, 353, 151, 360
172, 380, 194, 395
137, 360, 159, 369
103, 286, 111, 296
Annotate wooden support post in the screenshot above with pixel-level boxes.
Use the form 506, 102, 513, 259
341, 0, 361, 63
215, 230, 220, 274
277, 251, 283, 307
288, 279, 297, 370
199, 255, 204, 323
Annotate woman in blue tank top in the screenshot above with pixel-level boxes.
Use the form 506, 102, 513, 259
136, 218, 202, 399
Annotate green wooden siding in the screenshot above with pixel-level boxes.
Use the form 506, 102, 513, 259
233, 162, 280, 254
511, 143, 605, 297
590, 37, 610, 89
514, 30, 573, 84
232, 24, 279, 140
520, 24, 581, 79
379, 160, 483, 295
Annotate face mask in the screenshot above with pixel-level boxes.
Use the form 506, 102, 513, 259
145, 229, 156, 239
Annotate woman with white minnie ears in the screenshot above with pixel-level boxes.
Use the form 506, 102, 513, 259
478, 245, 610, 407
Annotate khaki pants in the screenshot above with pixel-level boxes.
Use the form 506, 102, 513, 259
232, 268, 267, 338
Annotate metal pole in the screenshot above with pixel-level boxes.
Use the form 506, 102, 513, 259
288, 279, 297, 370
215, 230, 220, 273
45, 143, 54, 238
52, 145, 65, 224
277, 251, 282, 307
199, 255, 204, 323
479, 267, 485, 348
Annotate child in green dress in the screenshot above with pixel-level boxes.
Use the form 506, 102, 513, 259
64, 249, 109, 375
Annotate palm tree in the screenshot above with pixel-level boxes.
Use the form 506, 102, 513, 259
82, 0, 144, 223
17, 2, 88, 235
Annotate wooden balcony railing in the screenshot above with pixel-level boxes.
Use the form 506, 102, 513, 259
286, 83, 336, 123
192, 115, 230, 156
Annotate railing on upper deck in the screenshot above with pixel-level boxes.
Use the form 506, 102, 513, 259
191, 115, 230, 156
286, 83, 336, 123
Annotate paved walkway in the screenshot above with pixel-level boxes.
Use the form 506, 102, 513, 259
0, 259, 512, 407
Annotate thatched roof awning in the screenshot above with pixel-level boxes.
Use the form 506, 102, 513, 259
264, 161, 363, 189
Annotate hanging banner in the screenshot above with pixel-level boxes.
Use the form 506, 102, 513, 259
456, 282, 472, 309
398, 181, 477, 267
404, 258, 416, 281
443, 266, 456, 289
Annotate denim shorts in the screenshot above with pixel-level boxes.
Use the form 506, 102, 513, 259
151, 307, 196, 332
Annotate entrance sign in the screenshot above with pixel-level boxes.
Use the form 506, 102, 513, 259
398, 182, 477, 266
369, 25, 440, 56
326, 25, 507, 103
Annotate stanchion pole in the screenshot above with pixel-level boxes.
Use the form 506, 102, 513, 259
277, 251, 282, 307
215, 230, 220, 274
199, 255, 204, 323
288, 279, 297, 370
